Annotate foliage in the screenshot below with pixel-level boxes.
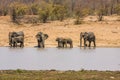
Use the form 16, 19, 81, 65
29, 3, 40, 15
10, 2, 28, 23
51, 5, 68, 21
97, 8, 104, 21
74, 8, 87, 25
38, 2, 52, 23
115, 4, 120, 15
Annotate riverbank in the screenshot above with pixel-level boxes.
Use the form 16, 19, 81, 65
0, 70, 120, 80
0, 16, 120, 47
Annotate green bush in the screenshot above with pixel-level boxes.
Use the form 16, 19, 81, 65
51, 5, 68, 21
10, 2, 28, 23
38, 8, 49, 23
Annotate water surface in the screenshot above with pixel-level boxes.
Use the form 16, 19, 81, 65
0, 47, 120, 71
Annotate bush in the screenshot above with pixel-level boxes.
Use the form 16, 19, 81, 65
97, 9, 104, 21
29, 3, 40, 15
10, 2, 28, 23
51, 5, 68, 21
74, 17, 83, 25
38, 8, 50, 23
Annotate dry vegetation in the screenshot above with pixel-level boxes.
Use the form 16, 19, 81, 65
0, 15, 120, 47
0, 70, 120, 80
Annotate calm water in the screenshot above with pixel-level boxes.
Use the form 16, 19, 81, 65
0, 47, 120, 71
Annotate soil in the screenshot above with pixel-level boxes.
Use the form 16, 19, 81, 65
0, 15, 120, 47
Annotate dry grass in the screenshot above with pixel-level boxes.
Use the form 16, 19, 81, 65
0, 15, 120, 47
0, 70, 120, 80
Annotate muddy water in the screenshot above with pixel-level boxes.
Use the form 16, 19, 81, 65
0, 47, 120, 71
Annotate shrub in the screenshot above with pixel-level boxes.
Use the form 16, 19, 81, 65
51, 5, 68, 21
97, 8, 104, 21
10, 2, 28, 23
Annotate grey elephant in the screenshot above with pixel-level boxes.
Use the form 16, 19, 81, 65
56, 37, 73, 48
11, 36, 24, 47
9, 31, 24, 47
80, 32, 96, 48
36, 32, 48, 48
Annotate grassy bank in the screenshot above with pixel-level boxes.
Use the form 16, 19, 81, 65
0, 70, 120, 80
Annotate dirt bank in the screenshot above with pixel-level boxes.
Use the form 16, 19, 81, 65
0, 16, 120, 47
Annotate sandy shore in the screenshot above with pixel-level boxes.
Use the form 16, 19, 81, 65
0, 16, 120, 48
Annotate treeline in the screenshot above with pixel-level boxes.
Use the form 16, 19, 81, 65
0, 0, 120, 23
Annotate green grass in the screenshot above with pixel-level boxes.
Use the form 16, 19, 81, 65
0, 70, 120, 80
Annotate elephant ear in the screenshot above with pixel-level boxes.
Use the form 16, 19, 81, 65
56, 38, 59, 41
44, 34, 48, 40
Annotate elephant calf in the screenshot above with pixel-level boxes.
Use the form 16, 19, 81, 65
56, 37, 73, 48
11, 36, 24, 47
36, 32, 48, 48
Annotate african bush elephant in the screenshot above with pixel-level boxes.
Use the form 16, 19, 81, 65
36, 32, 48, 48
80, 32, 96, 48
56, 37, 73, 48
11, 36, 24, 47
9, 31, 24, 47
56, 37, 64, 48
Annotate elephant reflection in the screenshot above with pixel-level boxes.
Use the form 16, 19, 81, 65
36, 32, 48, 48
80, 32, 96, 48
56, 37, 73, 48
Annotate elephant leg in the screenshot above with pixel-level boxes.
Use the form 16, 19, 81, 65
40, 41, 44, 48
93, 40, 96, 47
89, 41, 91, 47
38, 41, 40, 47
84, 39, 87, 48
22, 42, 24, 47
14, 42, 17, 47
58, 42, 60, 48
13, 42, 15, 47
22, 41, 24, 47
60, 42, 63, 48
20, 42, 24, 48
42, 42, 45, 48
64, 42, 67, 48
70, 43, 73, 48
39, 42, 42, 48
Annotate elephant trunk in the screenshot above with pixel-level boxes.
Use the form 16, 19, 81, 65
70, 42, 73, 48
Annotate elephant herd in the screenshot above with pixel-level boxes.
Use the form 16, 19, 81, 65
8, 31, 96, 48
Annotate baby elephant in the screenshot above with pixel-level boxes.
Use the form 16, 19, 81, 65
11, 36, 24, 47
56, 37, 73, 48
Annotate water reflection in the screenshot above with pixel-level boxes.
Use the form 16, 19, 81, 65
0, 47, 119, 71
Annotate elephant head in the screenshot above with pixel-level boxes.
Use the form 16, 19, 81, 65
36, 32, 48, 48
56, 37, 64, 48
80, 32, 88, 47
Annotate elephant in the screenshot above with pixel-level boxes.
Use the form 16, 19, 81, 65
56, 37, 73, 48
36, 32, 48, 48
56, 37, 64, 48
11, 36, 24, 47
80, 32, 96, 48
9, 31, 24, 47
